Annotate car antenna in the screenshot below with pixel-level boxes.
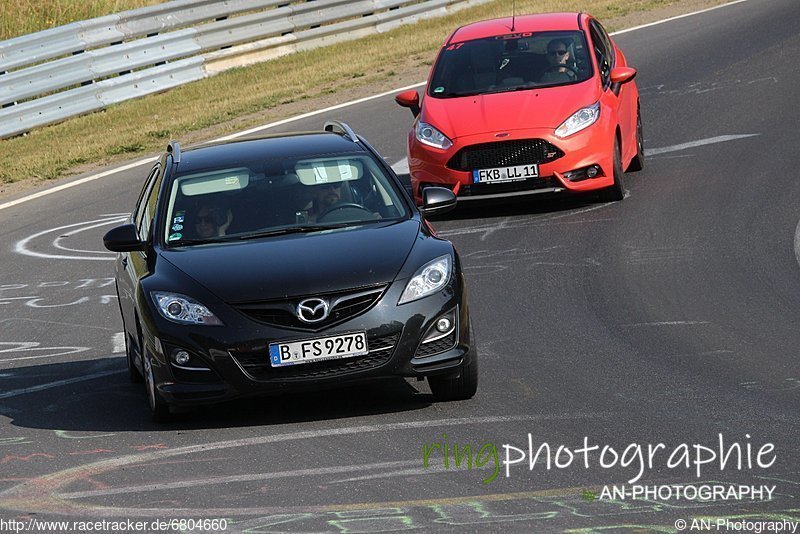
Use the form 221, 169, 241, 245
511, 0, 516, 31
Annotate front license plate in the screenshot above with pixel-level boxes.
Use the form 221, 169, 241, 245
269, 331, 368, 367
473, 164, 539, 183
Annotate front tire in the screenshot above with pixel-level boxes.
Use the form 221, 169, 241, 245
626, 106, 645, 172
599, 136, 625, 202
429, 347, 478, 402
143, 354, 171, 423
126, 333, 143, 384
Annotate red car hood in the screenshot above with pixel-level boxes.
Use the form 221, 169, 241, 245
421, 81, 601, 139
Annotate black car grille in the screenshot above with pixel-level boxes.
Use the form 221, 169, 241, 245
415, 332, 456, 358
447, 139, 564, 172
231, 331, 400, 381
234, 285, 386, 331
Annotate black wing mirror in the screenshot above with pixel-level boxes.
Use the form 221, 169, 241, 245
419, 187, 457, 217
103, 224, 146, 252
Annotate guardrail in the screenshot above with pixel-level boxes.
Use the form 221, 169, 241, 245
0, 0, 490, 140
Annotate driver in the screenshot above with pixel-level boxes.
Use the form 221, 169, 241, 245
306, 181, 342, 222
540, 39, 576, 83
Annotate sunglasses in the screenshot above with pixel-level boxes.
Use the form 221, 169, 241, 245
196, 216, 214, 224
549, 50, 568, 56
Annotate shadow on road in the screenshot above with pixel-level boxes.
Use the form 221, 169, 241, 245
0, 356, 436, 432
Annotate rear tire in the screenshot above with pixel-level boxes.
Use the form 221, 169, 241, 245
599, 136, 625, 202
429, 350, 478, 402
626, 106, 645, 172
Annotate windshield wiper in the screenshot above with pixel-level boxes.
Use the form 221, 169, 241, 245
235, 224, 350, 241
483, 84, 537, 95
168, 237, 223, 246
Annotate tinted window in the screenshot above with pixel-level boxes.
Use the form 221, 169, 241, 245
135, 165, 161, 241
589, 22, 612, 86
428, 31, 593, 97
163, 153, 409, 246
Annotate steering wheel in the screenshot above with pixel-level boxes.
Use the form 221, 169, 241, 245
542, 64, 579, 77
316, 203, 373, 223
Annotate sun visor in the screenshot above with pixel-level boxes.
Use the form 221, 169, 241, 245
295, 158, 363, 185
180, 168, 250, 196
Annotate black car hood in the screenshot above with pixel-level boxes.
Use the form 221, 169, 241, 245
159, 220, 420, 302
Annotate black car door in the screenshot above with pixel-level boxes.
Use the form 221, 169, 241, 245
116, 163, 162, 343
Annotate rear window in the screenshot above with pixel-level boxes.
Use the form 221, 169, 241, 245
428, 30, 593, 97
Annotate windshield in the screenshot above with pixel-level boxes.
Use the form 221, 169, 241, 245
163, 153, 409, 246
428, 31, 593, 97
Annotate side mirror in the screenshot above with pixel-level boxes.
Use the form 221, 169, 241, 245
610, 67, 637, 85
395, 89, 420, 117
419, 187, 457, 217
103, 224, 146, 252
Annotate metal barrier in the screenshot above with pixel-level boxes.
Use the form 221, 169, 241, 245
0, 0, 490, 139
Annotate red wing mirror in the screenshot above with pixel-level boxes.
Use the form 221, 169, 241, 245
395, 90, 420, 117
610, 67, 637, 85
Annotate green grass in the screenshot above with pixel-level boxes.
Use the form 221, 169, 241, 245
0, 0, 727, 185
0, 0, 165, 40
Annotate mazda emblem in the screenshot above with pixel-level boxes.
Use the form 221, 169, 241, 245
296, 298, 330, 323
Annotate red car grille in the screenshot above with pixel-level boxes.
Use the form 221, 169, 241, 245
447, 139, 564, 171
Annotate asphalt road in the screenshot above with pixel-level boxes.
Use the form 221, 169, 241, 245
1, 0, 799, 531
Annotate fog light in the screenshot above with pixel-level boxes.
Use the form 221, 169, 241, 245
586, 165, 599, 178
173, 350, 191, 366
436, 317, 452, 333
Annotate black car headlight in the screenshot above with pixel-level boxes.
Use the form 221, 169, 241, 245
398, 255, 452, 305
151, 291, 223, 326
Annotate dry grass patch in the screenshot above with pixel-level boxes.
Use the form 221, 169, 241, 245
0, 0, 165, 40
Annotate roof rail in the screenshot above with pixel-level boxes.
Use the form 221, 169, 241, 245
323, 121, 359, 144
166, 140, 181, 164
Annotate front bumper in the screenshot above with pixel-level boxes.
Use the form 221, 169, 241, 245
408, 121, 616, 204
145, 276, 472, 407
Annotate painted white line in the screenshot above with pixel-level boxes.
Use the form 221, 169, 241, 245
391, 158, 409, 175
213, 81, 427, 142
14, 216, 127, 261
610, 0, 749, 36
112, 332, 125, 354
0, 158, 156, 212
645, 134, 760, 156
0, 369, 124, 399
794, 218, 800, 270
0, 0, 749, 213
621, 321, 711, 327
60, 460, 422, 498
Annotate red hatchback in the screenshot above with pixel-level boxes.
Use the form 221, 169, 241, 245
396, 12, 644, 204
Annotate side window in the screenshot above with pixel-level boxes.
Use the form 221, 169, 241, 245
593, 21, 615, 67
589, 23, 611, 88
136, 166, 163, 242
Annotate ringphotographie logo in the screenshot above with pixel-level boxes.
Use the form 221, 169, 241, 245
421, 433, 778, 502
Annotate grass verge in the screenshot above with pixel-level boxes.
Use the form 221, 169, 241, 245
0, 0, 728, 191
0, 0, 165, 41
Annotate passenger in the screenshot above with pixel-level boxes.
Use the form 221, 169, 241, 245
194, 204, 232, 238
